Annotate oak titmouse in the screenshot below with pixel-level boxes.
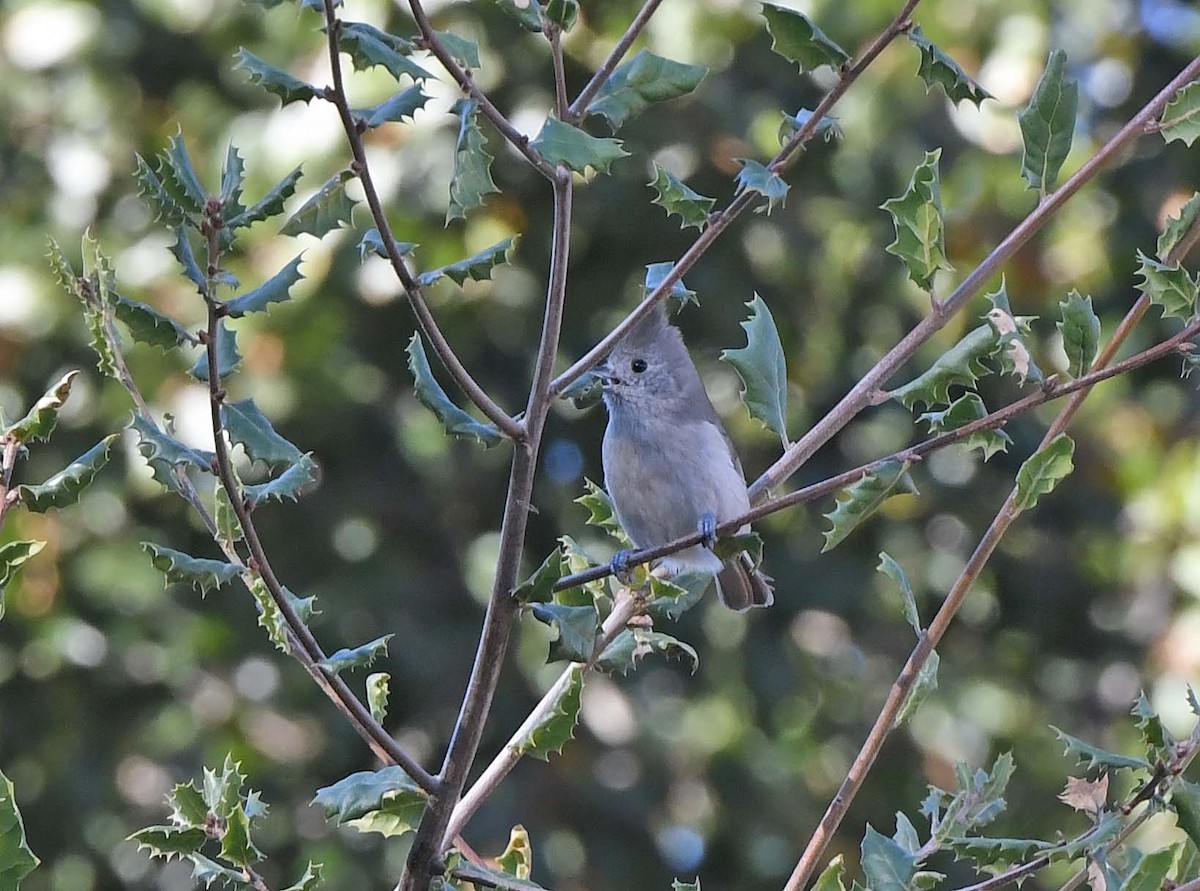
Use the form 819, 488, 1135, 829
597, 306, 774, 611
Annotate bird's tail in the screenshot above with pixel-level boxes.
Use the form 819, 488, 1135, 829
715, 552, 774, 611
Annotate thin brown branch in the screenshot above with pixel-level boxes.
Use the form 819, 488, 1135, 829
0, 439, 20, 531
549, 25, 569, 120
566, 0, 666, 122
549, 0, 922, 399
752, 51, 1200, 499
407, 0, 556, 179
780, 149, 1200, 891
322, 4, 523, 441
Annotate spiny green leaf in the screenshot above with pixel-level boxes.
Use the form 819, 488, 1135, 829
1014, 434, 1075, 512
778, 108, 843, 144
218, 145, 246, 218
0, 773, 39, 888
919, 392, 1011, 461
544, 0, 578, 30
596, 627, 700, 675
190, 322, 241, 382
1159, 82, 1200, 147
161, 132, 208, 216
313, 766, 427, 825
247, 576, 290, 652
734, 158, 788, 212
219, 806, 263, 868
188, 853, 248, 888
822, 460, 918, 552
319, 634, 393, 676
644, 262, 698, 314
877, 552, 921, 634
346, 795, 427, 838
222, 399, 304, 469
434, 30, 481, 69
882, 149, 952, 290
143, 542, 240, 595
4, 370, 78, 444
0, 542, 44, 618
244, 454, 320, 507
202, 756, 246, 821
353, 85, 429, 130
861, 825, 917, 891
587, 50, 707, 130
128, 825, 207, 860
530, 602, 600, 664
45, 237, 79, 296
225, 166, 304, 236
1133, 691, 1175, 763
710, 531, 764, 567
447, 97, 499, 222
1159, 192, 1200, 258
893, 813, 921, 854
496, 0, 542, 31
135, 154, 188, 226
282, 862, 324, 891
761, 2, 849, 72
168, 783, 209, 829
281, 170, 357, 238
79, 234, 120, 378
405, 333, 504, 446
129, 414, 214, 493
418, 236, 518, 287
235, 48, 320, 104
496, 825, 533, 879
672, 881, 700, 891
113, 294, 193, 349
648, 164, 715, 231
645, 572, 711, 622
1057, 290, 1100, 379
906, 26, 992, 107
561, 371, 604, 410
985, 285, 1044, 385
1172, 779, 1200, 850
575, 479, 630, 544
1121, 845, 1178, 891
358, 228, 417, 263
514, 547, 564, 604
1051, 726, 1150, 772
1018, 49, 1078, 194
338, 21, 431, 82
930, 752, 1015, 840
895, 649, 939, 727
225, 255, 304, 317
1136, 250, 1199, 319
17, 435, 118, 512
721, 294, 789, 442
366, 673, 389, 724
171, 225, 207, 294
891, 325, 998, 410
812, 856, 845, 891
451, 861, 549, 891
558, 534, 610, 605
530, 118, 628, 174
515, 665, 583, 760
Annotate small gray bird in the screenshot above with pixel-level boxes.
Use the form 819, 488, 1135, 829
597, 306, 774, 611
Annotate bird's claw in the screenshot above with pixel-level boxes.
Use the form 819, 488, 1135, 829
610, 549, 636, 585
698, 512, 718, 550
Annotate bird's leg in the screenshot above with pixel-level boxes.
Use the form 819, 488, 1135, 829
697, 512, 718, 550
609, 549, 636, 585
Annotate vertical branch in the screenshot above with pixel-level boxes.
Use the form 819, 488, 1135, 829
0, 439, 20, 531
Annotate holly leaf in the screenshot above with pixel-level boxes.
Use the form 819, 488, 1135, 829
366, 673, 389, 724
338, 21, 431, 82
225, 166, 304, 236
721, 294, 789, 442
734, 158, 788, 212
312, 767, 427, 825
168, 783, 209, 828
561, 371, 604, 410
5, 371, 78, 444
985, 284, 1044, 385
280, 170, 357, 238
1136, 250, 1198, 319
587, 50, 707, 130
318, 634, 393, 676
645, 572, 711, 622
135, 154, 189, 226
890, 325, 998, 410
353, 85, 429, 130
1014, 434, 1075, 512
358, 228, 416, 263
906, 25, 992, 107
648, 164, 715, 231
202, 756, 246, 821
1018, 49, 1078, 194
221, 399, 304, 468
530, 602, 600, 664
218, 144, 245, 219
0, 773, 38, 885
161, 132, 207, 215
405, 333, 503, 446
243, 454, 320, 507
1133, 691, 1176, 763
515, 665, 583, 760
812, 856, 845, 891
189, 322, 241, 381
219, 806, 263, 868
1058, 775, 1108, 817
224, 255, 304, 317
882, 149, 952, 290
188, 853, 248, 888
113, 294, 193, 349
234, 48, 319, 105
895, 650, 939, 727
447, 98, 499, 223
496, 0, 542, 31
529, 118, 628, 174
822, 460, 919, 552
1159, 81, 1200, 147
644, 262, 698, 313
1159, 192, 1200, 258
597, 628, 699, 675
761, 2, 849, 72
433, 30, 481, 69
281, 863, 324, 891
1057, 290, 1100, 379
128, 825, 207, 860
1172, 779, 1200, 850
496, 825, 533, 879
574, 479, 629, 543
877, 552, 921, 634
778, 108, 843, 144
418, 236, 518, 287
1121, 846, 1178, 891
544, 0, 578, 30
17, 435, 118, 512
919, 392, 1011, 461
129, 414, 215, 491
514, 547, 564, 604
1051, 727, 1150, 772
143, 542, 241, 595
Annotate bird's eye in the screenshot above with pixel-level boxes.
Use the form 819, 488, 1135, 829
630, 358, 648, 373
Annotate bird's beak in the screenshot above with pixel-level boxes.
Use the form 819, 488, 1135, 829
592, 361, 617, 385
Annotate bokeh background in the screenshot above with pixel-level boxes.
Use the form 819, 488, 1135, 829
3, 0, 1200, 888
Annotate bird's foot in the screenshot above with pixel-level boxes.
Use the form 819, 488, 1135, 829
698, 512, 718, 550
610, 549, 636, 585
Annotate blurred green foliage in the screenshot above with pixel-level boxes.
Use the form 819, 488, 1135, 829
1, 0, 1200, 889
